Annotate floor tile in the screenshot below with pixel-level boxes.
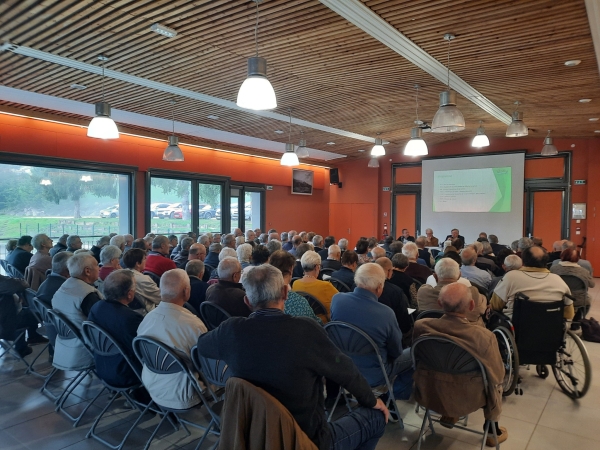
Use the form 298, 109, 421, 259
526, 424, 599, 450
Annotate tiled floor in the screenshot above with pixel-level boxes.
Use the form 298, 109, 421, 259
2, 284, 600, 450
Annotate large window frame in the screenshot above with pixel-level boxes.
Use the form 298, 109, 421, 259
230, 181, 266, 233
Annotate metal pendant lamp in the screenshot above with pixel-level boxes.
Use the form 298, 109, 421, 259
281, 108, 299, 166
506, 101, 528, 137
295, 130, 309, 158
541, 130, 558, 156
431, 34, 465, 133
404, 85, 429, 156
87, 55, 119, 139
371, 136, 385, 156
471, 121, 490, 148
163, 100, 184, 161
236, 0, 277, 110
367, 157, 380, 168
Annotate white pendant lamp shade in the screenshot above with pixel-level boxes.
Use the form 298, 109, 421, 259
163, 135, 184, 161
431, 90, 465, 133
404, 127, 428, 156
237, 57, 277, 110
371, 138, 385, 156
541, 131, 558, 156
471, 122, 490, 148
506, 111, 528, 137
367, 157, 379, 168
281, 142, 299, 166
87, 101, 119, 139
295, 138, 309, 158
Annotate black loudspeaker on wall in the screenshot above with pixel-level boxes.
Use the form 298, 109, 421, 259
330, 168, 340, 185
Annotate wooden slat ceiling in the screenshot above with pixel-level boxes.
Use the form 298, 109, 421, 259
0, 0, 599, 163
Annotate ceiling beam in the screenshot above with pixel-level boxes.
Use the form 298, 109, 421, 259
319, 0, 512, 125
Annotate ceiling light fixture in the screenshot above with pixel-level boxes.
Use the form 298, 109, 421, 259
236, 0, 277, 110
80, 175, 93, 182
506, 101, 528, 137
541, 130, 558, 156
367, 157, 380, 168
565, 60, 581, 66
87, 55, 119, 139
40, 179, 52, 186
163, 100, 184, 161
70, 83, 86, 90
404, 85, 429, 156
589, 118, 599, 121
150, 23, 177, 38
579, 98, 592, 103
296, 130, 309, 158
371, 133, 385, 156
281, 108, 299, 166
471, 120, 490, 148
431, 34, 465, 133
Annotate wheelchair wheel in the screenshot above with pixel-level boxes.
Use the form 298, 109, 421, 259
536, 365, 549, 379
492, 326, 519, 396
552, 330, 592, 399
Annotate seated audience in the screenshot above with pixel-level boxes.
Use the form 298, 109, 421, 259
5, 239, 17, 257
389, 253, 419, 307
137, 269, 207, 410
330, 250, 358, 291
205, 257, 250, 317
98, 245, 122, 282
173, 237, 194, 269
487, 234, 505, 255
291, 243, 312, 279
331, 263, 413, 400
121, 248, 161, 313
28, 233, 53, 274
90, 236, 110, 263
321, 244, 342, 271
88, 269, 144, 388
399, 228, 415, 244
413, 283, 508, 447
268, 250, 322, 324
292, 250, 338, 322
472, 241, 500, 275
37, 252, 73, 307
185, 260, 208, 313
221, 233, 236, 249
551, 240, 593, 276
370, 246, 386, 261
66, 234, 83, 253
381, 235, 394, 253
50, 234, 69, 257
204, 242, 221, 270
548, 240, 564, 262
236, 243, 253, 269
144, 235, 177, 277
460, 247, 492, 290
415, 236, 434, 268
418, 258, 486, 324
444, 228, 465, 245
282, 230, 296, 251
197, 234, 210, 250
550, 248, 595, 319
131, 238, 147, 252
266, 239, 282, 255
424, 228, 439, 247
197, 264, 388, 450
389, 240, 403, 256
7, 235, 33, 275
288, 235, 303, 257
491, 246, 573, 318
123, 234, 134, 252
355, 239, 371, 265
235, 236, 245, 248
488, 253, 521, 292
402, 242, 432, 284
188, 243, 207, 262
245, 229, 256, 243
110, 235, 126, 252
374, 257, 412, 334
337, 238, 348, 253
268, 232, 279, 242
312, 234, 324, 253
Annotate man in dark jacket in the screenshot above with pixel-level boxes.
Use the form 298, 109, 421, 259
7, 235, 33, 275
185, 260, 208, 313
50, 234, 69, 257
205, 258, 250, 317
330, 250, 358, 291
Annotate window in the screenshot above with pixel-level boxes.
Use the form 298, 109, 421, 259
150, 177, 192, 236
198, 182, 222, 234
0, 161, 132, 259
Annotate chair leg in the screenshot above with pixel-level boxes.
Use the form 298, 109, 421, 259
143, 411, 172, 450
194, 419, 215, 450
416, 409, 430, 450
55, 369, 88, 407
40, 367, 59, 400
426, 410, 435, 435
326, 388, 343, 422
481, 420, 499, 450
25, 343, 50, 376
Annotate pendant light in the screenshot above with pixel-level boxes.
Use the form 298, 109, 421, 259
404, 85, 429, 156
541, 130, 558, 156
295, 131, 309, 158
371, 134, 385, 156
506, 101, 528, 137
471, 121, 490, 148
236, 0, 277, 110
281, 108, 299, 166
431, 34, 465, 133
163, 100, 184, 161
367, 157, 380, 168
87, 55, 119, 139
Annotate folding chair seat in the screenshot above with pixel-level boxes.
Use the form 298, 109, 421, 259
199, 302, 231, 331
133, 336, 222, 450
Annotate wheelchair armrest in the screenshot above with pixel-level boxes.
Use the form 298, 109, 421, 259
514, 292, 530, 301
564, 293, 576, 302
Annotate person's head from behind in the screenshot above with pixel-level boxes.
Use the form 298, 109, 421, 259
132, 238, 148, 252
327, 244, 341, 261
185, 260, 205, 279
180, 237, 194, 251
18, 235, 33, 251
312, 234, 323, 248
481, 241, 494, 256
341, 250, 359, 271
391, 253, 409, 271
110, 235, 126, 251
160, 268, 190, 305
295, 243, 311, 260
301, 250, 321, 274
218, 257, 242, 283
5, 239, 17, 254
58, 234, 69, 246
518, 237, 533, 252
355, 239, 368, 255
152, 235, 170, 255
522, 245, 548, 268
435, 258, 460, 282
471, 241, 483, 256
479, 232, 488, 239
103, 269, 136, 305
337, 238, 348, 251
67, 252, 99, 283
122, 248, 146, 271
371, 246, 386, 260
323, 235, 335, 249
374, 257, 393, 280
209, 242, 222, 255
401, 242, 418, 261
438, 282, 474, 315
52, 251, 73, 277
268, 250, 296, 283
197, 235, 209, 247
560, 248, 580, 263
355, 263, 386, 297
460, 247, 477, 266
292, 235, 303, 248
243, 264, 287, 311
219, 247, 237, 262
389, 241, 403, 255
189, 243, 207, 261
251, 244, 270, 265
266, 239, 282, 254
415, 236, 426, 249
561, 240, 577, 251
67, 234, 82, 250
236, 243, 253, 263
100, 245, 122, 269
235, 236, 246, 248
488, 234, 499, 244
503, 254, 523, 272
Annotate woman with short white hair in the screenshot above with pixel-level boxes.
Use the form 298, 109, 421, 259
236, 243, 253, 269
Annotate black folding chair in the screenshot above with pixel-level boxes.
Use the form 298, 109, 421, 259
559, 274, 589, 318
329, 278, 352, 293
0, 315, 30, 369
415, 310, 445, 321
46, 309, 105, 426
295, 291, 329, 322
411, 336, 500, 450
324, 321, 402, 426
319, 267, 335, 279
133, 336, 221, 450
0, 259, 9, 275
143, 271, 161, 286
29, 297, 59, 394
191, 345, 232, 402
199, 302, 231, 331
22, 296, 52, 377
184, 302, 200, 317
7, 263, 25, 279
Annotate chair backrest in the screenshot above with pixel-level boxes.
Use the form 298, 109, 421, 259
290, 277, 301, 287
31, 297, 50, 323
559, 274, 587, 293
7, 263, 24, 279
385, 251, 393, 259
294, 291, 329, 320
319, 267, 335, 276
0, 259, 8, 274
143, 271, 161, 286
47, 309, 94, 357
23, 288, 37, 308
204, 264, 216, 276
415, 309, 445, 321
199, 301, 231, 331
82, 321, 142, 380
329, 278, 351, 293
191, 345, 232, 388
411, 278, 423, 290
183, 301, 199, 317
470, 283, 488, 297
511, 293, 564, 365
132, 335, 185, 375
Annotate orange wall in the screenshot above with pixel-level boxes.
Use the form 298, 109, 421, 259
0, 113, 329, 237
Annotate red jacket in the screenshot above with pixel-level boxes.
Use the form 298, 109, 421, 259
144, 252, 177, 277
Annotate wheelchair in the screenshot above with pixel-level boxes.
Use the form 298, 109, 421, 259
485, 310, 520, 396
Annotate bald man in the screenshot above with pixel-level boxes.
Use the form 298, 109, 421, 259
137, 269, 207, 410
374, 257, 412, 334
413, 283, 507, 446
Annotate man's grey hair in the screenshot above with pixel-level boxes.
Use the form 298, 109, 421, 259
301, 250, 321, 271
152, 235, 169, 250
97, 235, 111, 246
58, 234, 69, 245
259, 233, 269, 244
110, 235, 126, 249
219, 247, 237, 261
100, 245, 122, 265
511, 240, 519, 251
218, 257, 241, 280
245, 229, 255, 240
32, 233, 49, 251
443, 240, 453, 249
518, 237, 533, 251
236, 243, 253, 263
124, 234, 134, 245
355, 263, 385, 292
67, 252, 96, 278
160, 268, 190, 303
242, 264, 285, 310
488, 234, 499, 244
198, 235, 210, 246
481, 241, 493, 255
268, 232, 279, 242
338, 238, 348, 251
435, 258, 460, 280
562, 240, 577, 251
461, 247, 478, 266
401, 242, 418, 260
391, 253, 409, 269
235, 236, 245, 247
103, 269, 135, 302
281, 232, 289, 242
312, 235, 323, 247
472, 241, 483, 254
180, 236, 194, 251
266, 239, 282, 254
425, 228, 433, 234
185, 260, 205, 278
504, 254, 523, 271
328, 244, 341, 256
222, 233, 235, 248
415, 236, 426, 248
67, 235, 81, 247
371, 246, 386, 260
52, 251, 73, 274
209, 242, 222, 253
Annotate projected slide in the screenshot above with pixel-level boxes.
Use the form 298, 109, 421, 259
433, 167, 512, 212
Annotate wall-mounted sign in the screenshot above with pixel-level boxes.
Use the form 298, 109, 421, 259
573, 203, 586, 219
574, 180, 586, 185
266, 185, 273, 190
382, 186, 391, 191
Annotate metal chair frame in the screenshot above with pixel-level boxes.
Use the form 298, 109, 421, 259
199, 302, 231, 331
23, 296, 53, 378
191, 345, 232, 402
329, 278, 352, 293
295, 291, 330, 322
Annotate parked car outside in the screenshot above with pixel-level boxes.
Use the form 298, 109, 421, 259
199, 204, 216, 219
100, 205, 119, 218
150, 202, 171, 218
